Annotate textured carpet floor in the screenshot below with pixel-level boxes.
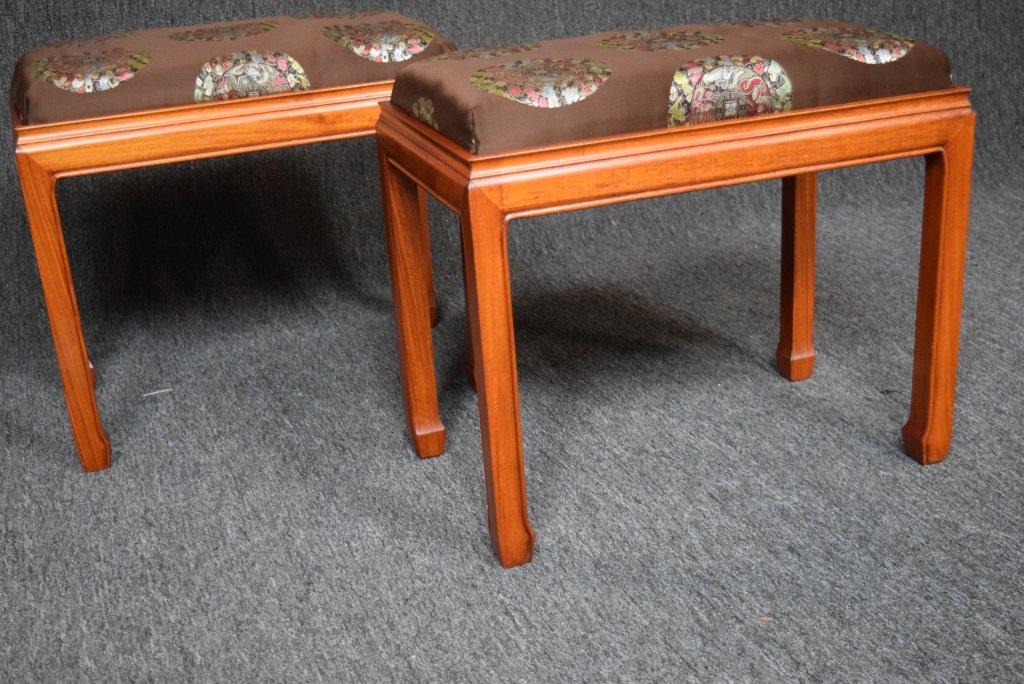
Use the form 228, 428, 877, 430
2, 0, 1024, 679
2, 160, 1022, 679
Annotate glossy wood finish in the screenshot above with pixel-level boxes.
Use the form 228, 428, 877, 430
380, 150, 446, 458
16, 152, 110, 471
460, 192, 535, 566
12, 82, 395, 471
460, 234, 478, 393
902, 115, 976, 464
377, 88, 974, 567
777, 173, 817, 381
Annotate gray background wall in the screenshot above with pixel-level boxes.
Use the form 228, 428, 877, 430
2, 1, 1023, 679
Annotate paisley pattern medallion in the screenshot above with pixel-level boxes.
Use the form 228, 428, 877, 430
410, 97, 439, 129
170, 20, 278, 42
470, 58, 611, 108
194, 51, 310, 102
433, 43, 540, 61
668, 55, 792, 126
781, 26, 913, 64
30, 48, 150, 93
597, 29, 723, 51
323, 21, 433, 63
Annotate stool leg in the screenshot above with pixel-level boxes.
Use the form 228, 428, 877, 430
776, 173, 817, 381
459, 232, 477, 393
380, 154, 445, 458
16, 154, 110, 472
461, 192, 535, 568
902, 116, 975, 464
414, 186, 440, 328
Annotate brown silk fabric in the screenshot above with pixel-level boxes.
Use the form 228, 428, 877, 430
391, 20, 953, 154
11, 13, 455, 125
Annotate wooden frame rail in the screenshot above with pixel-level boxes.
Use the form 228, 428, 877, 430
376, 88, 975, 567
12, 81, 402, 472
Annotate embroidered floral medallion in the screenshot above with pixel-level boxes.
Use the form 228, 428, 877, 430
597, 29, 723, 51
194, 51, 310, 102
433, 43, 540, 61
470, 58, 611, 108
30, 48, 150, 93
171, 20, 278, 42
410, 97, 439, 129
781, 26, 913, 64
323, 21, 433, 63
668, 55, 792, 126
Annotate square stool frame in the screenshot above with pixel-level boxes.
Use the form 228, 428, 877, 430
376, 88, 975, 568
12, 81, 440, 472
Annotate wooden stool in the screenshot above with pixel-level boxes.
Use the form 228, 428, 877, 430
11, 13, 454, 471
377, 21, 975, 566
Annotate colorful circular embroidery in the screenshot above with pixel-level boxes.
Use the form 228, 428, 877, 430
194, 51, 310, 102
410, 97, 439, 129
781, 26, 913, 64
668, 55, 792, 126
30, 48, 150, 93
434, 43, 540, 61
323, 21, 433, 63
597, 30, 723, 51
470, 58, 612, 108
171, 21, 278, 42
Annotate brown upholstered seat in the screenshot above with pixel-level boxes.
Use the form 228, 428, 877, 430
11, 12, 455, 125
391, 20, 953, 154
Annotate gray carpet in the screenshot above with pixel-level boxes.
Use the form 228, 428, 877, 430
2, 1, 1023, 680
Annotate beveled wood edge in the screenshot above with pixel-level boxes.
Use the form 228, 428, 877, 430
11, 81, 394, 176
376, 87, 974, 217
377, 86, 973, 178
12, 81, 393, 142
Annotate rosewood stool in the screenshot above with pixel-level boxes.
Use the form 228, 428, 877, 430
11, 13, 455, 471
377, 20, 975, 567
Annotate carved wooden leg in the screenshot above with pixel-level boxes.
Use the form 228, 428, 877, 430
461, 191, 535, 567
16, 154, 110, 471
462, 327, 478, 392
776, 173, 817, 381
459, 232, 477, 393
380, 152, 446, 458
902, 116, 975, 464
414, 186, 440, 328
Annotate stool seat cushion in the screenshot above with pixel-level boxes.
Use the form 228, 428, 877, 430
11, 13, 455, 125
391, 20, 952, 155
